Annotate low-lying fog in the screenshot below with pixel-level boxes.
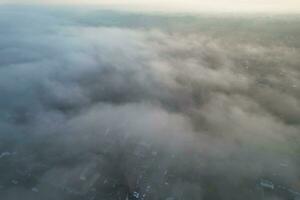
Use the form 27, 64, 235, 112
0, 6, 300, 200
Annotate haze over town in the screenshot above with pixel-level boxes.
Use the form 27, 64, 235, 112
0, 1, 300, 200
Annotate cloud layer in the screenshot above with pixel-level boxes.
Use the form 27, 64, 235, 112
0, 6, 300, 200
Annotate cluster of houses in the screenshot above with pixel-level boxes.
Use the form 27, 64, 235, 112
258, 179, 300, 200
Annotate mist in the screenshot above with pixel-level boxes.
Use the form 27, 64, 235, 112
0, 6, 300, 200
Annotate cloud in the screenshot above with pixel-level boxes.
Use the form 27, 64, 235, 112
0, 6, 299, 200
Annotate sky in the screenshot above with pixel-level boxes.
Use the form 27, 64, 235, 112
1, 0, 300, 13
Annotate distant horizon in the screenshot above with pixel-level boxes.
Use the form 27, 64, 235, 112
1, 0, 300, 14
1, 4, 300, 16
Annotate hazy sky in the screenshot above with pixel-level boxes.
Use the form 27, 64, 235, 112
1, 0, 300, 13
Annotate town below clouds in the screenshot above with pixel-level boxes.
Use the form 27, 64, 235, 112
0, 6, 300, 200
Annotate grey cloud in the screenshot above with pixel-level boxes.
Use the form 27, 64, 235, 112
0, 6, 300, 200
